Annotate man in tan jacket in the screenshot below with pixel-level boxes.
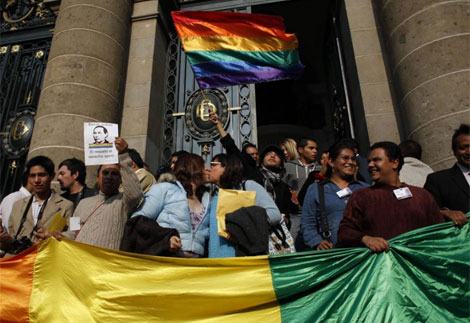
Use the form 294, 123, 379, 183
0, 156, 74, 255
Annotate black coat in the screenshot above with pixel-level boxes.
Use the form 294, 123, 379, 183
269, 178, 297, 224
120, 215, 179, 256
424, 163, 469, 213
220, 134, 264, 185
225, 206, 269, 257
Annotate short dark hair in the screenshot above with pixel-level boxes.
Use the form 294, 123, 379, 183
325, 142, 356, 177
452, 124, 470, 152
329, 142, 355, 161
93, 125, 108, 134
338, 138, 359, 151
298, 137, 317, 149
21, 171, 29, 187
242, 142, 257, 154
370, 141, 404, 172
26, 155, 55, 176
127, 148, 144, 169
59, 158, 87, 185
212, 153, 244, 189
399, 140, 422, 160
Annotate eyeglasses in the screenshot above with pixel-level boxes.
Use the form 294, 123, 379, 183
210, 161, 222, 167
338, 155, 356, 162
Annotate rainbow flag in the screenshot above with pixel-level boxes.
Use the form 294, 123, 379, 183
171, 11, 304, 89
1, 220, 468, 322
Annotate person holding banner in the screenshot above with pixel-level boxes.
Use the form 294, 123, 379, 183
207, 154, 281, 258
1, 156, 74, 255
46, 137, 145, 251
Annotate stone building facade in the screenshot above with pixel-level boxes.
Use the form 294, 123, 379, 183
0, 0, 468, 196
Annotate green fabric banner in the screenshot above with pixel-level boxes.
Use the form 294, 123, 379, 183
270, 219, 469, 322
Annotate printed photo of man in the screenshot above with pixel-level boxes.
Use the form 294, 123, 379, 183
92, 126, 109, 144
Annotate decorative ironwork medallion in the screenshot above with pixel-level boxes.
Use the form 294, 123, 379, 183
1, 0, 56, 33
2, 108, 36, 157
184, 89, 229, 140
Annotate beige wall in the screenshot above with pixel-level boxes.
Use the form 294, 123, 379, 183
344, 0, 401, 145
121, 0, 168, 172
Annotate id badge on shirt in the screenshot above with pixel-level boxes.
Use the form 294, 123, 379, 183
69, 217, 81, 231
393, 187, 413, 200
336, 187, 353, 199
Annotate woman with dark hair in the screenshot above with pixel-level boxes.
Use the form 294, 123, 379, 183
132, 153, 210, 257
300, 142, 369, 250
207, 154, 281, 258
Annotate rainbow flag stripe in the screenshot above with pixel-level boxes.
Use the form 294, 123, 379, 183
89, 143, 113, 149
0, 220, 468, 322
171, 11, 304, 88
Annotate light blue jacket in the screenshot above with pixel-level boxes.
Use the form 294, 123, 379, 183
208, 180, 281, 258
132, 181, 210, 256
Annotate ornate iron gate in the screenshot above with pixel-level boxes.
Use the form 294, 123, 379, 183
160, 33, 257, 166
0, 0, 55, 199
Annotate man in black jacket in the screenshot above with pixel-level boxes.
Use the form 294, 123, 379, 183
424, 124, 469, 226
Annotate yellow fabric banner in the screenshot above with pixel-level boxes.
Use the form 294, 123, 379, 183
215, 189, 256, 238
29, 239, 280, 322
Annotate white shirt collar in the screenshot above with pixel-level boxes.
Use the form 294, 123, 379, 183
456, 162, 470, 174
19, 187, 31, 197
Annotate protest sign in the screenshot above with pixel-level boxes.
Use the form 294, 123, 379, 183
84, 123, 118, 165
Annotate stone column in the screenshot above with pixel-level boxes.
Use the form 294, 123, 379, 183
28, 0, 132, 181
376, 0, 470, 170
344, 0, 401, 145
120, 0, 169, 172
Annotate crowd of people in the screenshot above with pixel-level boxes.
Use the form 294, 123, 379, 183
0, 123, 468, 258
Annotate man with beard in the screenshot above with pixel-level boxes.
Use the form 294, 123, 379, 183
338, 142, 445, 252
259, 145, 297, 228
58, 158, 96, 207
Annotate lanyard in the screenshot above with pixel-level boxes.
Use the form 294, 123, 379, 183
75, 200, 105, 239
15, 193, 51, 239
31, 198, 50, 236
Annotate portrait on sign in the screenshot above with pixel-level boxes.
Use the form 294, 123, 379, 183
84, 123, 119, 166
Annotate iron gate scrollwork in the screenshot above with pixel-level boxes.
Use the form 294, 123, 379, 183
160, 33, 257, 167
0, 0, 55, 199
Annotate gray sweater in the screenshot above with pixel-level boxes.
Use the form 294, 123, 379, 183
283, 159, 321, 191
71, 153, 143, 250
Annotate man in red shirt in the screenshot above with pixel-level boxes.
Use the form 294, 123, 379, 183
338, 141, 444, 252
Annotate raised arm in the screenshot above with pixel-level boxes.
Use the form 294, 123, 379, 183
115, 137, 144, 214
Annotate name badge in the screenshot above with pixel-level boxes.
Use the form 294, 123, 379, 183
393, 187, 413, 200
336, 187, 353, 198
69, 217, 81, 231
